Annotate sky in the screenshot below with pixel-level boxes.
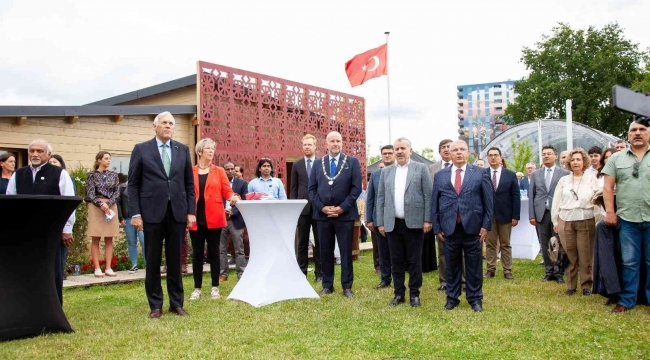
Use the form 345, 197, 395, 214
0, 0, 648, 159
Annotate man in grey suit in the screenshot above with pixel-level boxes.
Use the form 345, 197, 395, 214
376, 138, 433, 307
529, 145, 569, 283
428, 139, 459, 292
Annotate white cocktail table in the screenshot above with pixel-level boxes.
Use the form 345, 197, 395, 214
227, 200, 319, 307
511, 198, 540, 260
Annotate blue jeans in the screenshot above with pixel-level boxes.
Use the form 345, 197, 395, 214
124, 217, 146, 266
617, 218, 650, 309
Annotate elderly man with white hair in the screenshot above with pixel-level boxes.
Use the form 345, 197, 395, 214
6, 139, 76, 306
308, 131, 362, 298
128, 111, 196, 319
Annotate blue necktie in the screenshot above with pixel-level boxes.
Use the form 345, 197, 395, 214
330, 158, 337, 177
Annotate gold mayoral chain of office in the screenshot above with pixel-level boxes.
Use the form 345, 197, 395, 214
321, 154, 348, 186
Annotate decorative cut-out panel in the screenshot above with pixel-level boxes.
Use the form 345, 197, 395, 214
197, 61, 366, 186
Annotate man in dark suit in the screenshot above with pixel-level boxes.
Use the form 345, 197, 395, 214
376, 138, 432, 307
518, 162, 536, 194
428, 139, 456, 292
219, 162, 248, 281
432, 140, 493, 312
484, 147, 520, 280
128, 111, 196, 319
366, 145, 395, 289
309, 131, 362, 298
529, 145, 569, 283
290, 134, 322, 282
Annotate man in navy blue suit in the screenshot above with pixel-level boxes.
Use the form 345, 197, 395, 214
309, 131, 362, 298
432, 140, 493, 312
366, 145, 396, 289
518, 162, 536, 193
484, 147, 520, 280
128, 111, 196, 319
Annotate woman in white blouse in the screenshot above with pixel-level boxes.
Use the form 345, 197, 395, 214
551, 148, 599, 296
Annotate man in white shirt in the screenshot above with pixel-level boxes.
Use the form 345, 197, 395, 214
376, 138, 432, 307
6, 139, 75, 305
585, 146, 602, 176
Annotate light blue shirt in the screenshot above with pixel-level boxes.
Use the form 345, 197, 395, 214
155, 137, 172, 164
248, 177, 287, 200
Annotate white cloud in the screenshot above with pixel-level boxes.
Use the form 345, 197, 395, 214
0, 0, 647, 158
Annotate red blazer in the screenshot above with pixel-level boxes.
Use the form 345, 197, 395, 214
189, 164, 234, 231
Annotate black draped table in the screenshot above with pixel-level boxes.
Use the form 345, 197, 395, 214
0, 195, 82, 342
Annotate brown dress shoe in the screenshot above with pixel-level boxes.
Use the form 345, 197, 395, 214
612, 305, 628, 313
149, 309, 162, 319
219, 276, 228, 282
504, 272, 513, 280
169, 307, 189, 316
484, 271, 495, 278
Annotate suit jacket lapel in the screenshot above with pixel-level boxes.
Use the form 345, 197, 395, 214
461, 165, 476, 193
404, 163, 415, 191
149, 138, 167, 177
169, 140, 181, 177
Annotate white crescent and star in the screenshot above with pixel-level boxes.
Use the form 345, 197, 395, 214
361, 56, 380, 72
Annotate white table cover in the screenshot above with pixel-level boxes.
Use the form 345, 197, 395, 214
510, 198, 540, 260
227, 200, 319, 307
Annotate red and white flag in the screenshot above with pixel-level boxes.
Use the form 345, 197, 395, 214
345, 44, 388, 87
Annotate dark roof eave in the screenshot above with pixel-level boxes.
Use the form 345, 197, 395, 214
86, 75, 196, 105
0, 105, 197, 117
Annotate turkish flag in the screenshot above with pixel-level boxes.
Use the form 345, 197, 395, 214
345, 43, 388, 87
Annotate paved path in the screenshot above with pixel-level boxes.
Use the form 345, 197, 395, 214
64, 242, 373, 289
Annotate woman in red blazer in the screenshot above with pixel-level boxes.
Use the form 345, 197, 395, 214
189, 138, 239, 301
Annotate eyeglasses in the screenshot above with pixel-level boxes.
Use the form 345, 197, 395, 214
570, 189, 579, 201
633, 162, 640, 178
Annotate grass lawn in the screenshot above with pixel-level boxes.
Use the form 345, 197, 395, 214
2, 251, 649, 359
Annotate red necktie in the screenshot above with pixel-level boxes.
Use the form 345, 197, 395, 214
455, 168, 462, 222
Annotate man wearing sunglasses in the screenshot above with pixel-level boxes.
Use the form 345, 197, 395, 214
602, 119, 650, 312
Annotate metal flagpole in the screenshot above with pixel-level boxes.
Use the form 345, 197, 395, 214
385, 31, 392, 144
566, 99, 573, 150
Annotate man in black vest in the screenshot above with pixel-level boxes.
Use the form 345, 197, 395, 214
6, 139, 76, 305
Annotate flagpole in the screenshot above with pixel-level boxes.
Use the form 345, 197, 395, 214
385, 31, 392, 145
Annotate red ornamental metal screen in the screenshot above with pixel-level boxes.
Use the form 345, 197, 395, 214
197, 61, 366, 185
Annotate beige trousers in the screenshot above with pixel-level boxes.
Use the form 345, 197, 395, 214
486, 218, 512, 273
558, 218, 595, 290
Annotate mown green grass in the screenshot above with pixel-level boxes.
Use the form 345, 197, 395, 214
2, 251, 649, 359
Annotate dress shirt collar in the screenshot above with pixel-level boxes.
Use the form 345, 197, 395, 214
453, 163, 467, 173
304, 156, 315, 162
544, 165, 556, 172
258, 176, 274, 182
156, 137, 171, 148
29, 162, 48, 173
490, 166, 502, 173
328, 153, 341, 163
396, 159, 411, 169
442, 160, 452, 168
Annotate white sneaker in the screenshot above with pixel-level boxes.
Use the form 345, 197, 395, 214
190, 289, 201, 300
211, 287, 221, 300
105, 268, 117, 277
94, 268, 104, 278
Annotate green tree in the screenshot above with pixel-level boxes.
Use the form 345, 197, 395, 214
366, 143, 380, 164
632, 62, 650, 93
415, 147, 435, 161
505, 22, 648, 137
505, 138, 534, 173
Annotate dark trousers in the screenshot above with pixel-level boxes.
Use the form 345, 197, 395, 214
537, 210, 563, 278
189, 224, 222, 289
53, 242, 65, 305
445, 222, 483, 306
297, 214, 321, 278
318, 219, 354, 290
373, 230, 392, 283
387, 219, 423, 297
371, 232, 380, 270
143, 202, 186, 310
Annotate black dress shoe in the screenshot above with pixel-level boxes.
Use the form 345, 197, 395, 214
374, 281, 391, 289
444, 302, 458, 310
315, 277, 323, 283
471, 303, 483, 312
582, 289, 591, 296
343, 289, 353, 298
437, 284, 447, 292
149, 309, 162, 319
169, 307, 189, 316
389, 296, 405, 306
565, 289, 577, 295
461, 284, 466, 292
541, 275, 555, 282
318, 288, 334, 296
556, 278, 565, 284
410, 296, 421, 307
